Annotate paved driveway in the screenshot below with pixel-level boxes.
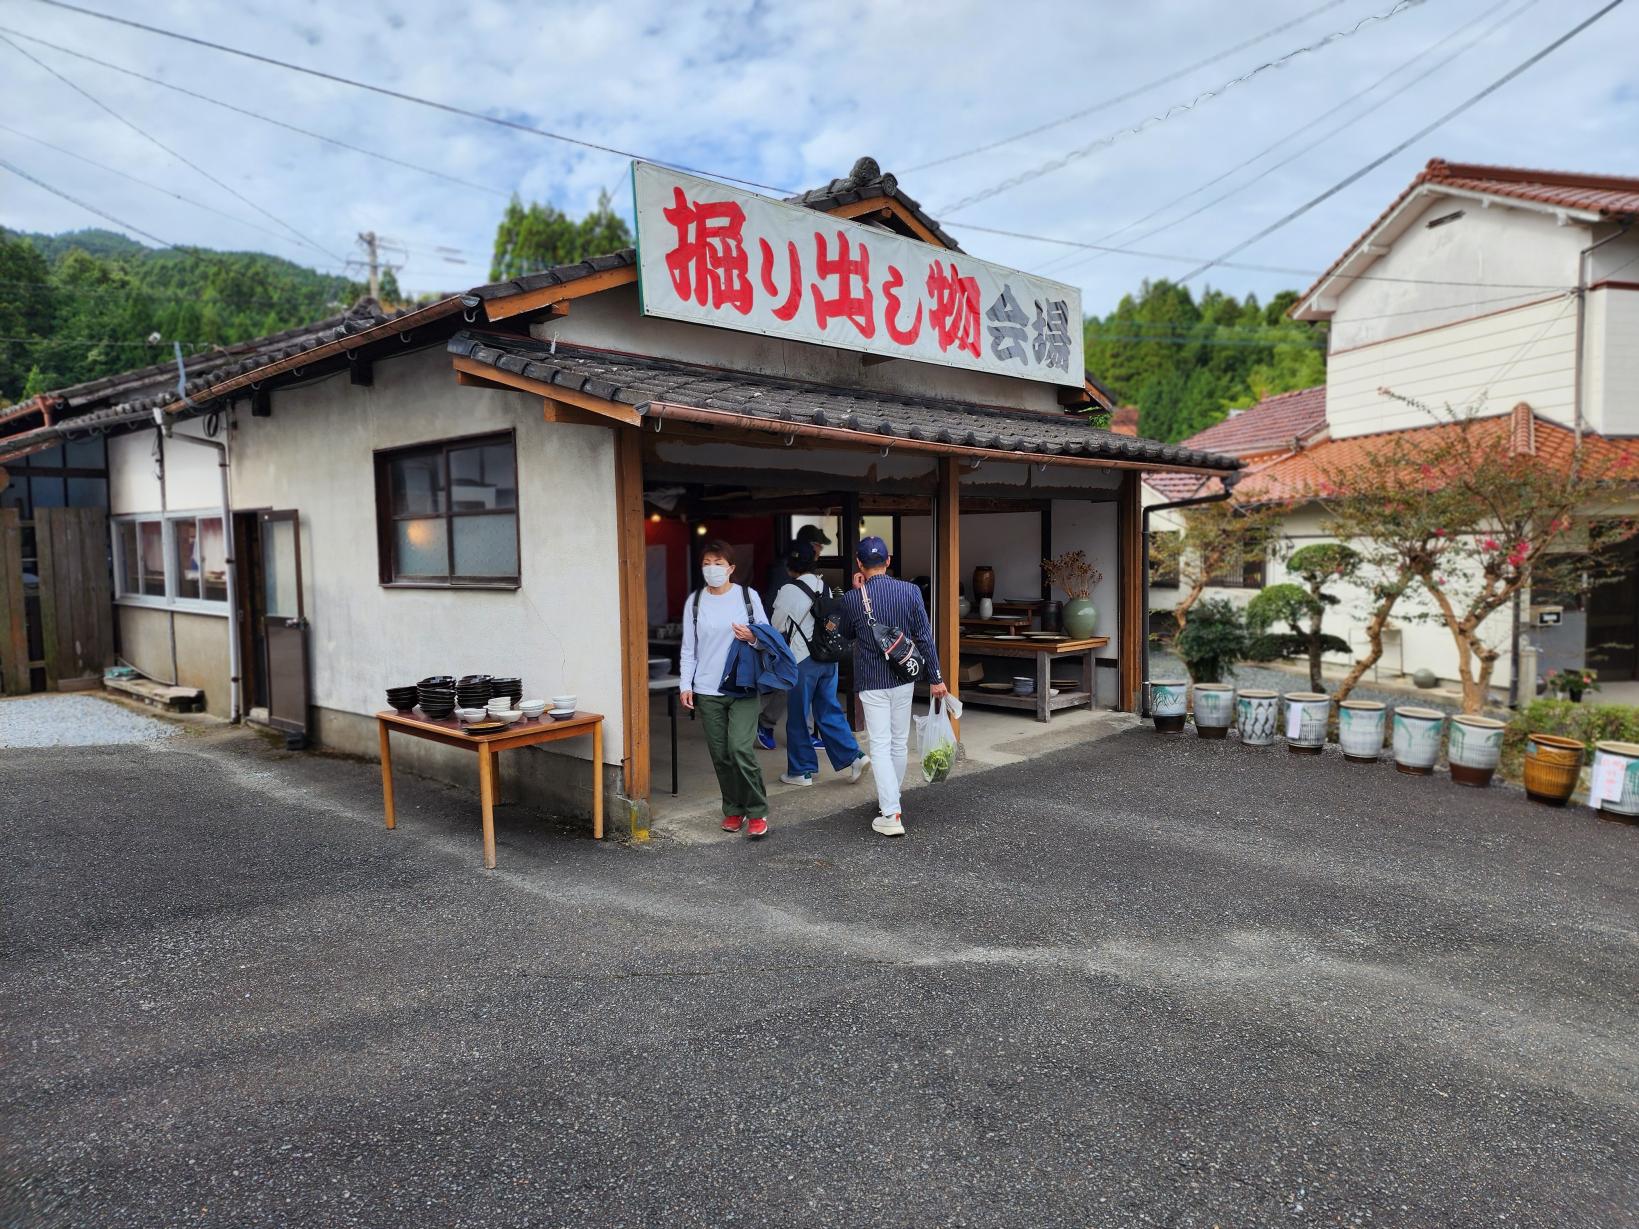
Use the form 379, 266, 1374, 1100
3, 722, 1635, 1227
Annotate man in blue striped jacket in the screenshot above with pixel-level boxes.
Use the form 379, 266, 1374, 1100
836, 536, 946, 837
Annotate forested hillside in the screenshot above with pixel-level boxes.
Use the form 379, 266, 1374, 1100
1085, 280, 1329, 443
0, 228, 370, 403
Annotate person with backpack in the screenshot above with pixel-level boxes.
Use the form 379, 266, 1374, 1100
756, 523, 833, 751
769, 540, 869, 790
833, 536, 946, 837
679, 541, 771, 839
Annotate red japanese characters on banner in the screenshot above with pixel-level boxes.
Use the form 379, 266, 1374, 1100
635, 163, 1083, 383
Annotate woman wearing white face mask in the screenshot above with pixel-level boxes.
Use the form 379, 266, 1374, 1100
679, 541, 771, 838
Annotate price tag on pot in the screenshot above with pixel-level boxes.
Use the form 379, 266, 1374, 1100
1590, 753, 1625, 806
1285, 705, 1305, 740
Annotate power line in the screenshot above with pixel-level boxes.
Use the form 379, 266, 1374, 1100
24, 0, 789, 194
0, 24, 512, 200
0, 157, 174, 246
907, 0, 1346, 172
944, 220, 1574, 291
1176, 0, 1628, 282
0, 32, 347, 265
1043, 0, 1537, 278
936, 0, 1428, 216
0, 120, 335, 255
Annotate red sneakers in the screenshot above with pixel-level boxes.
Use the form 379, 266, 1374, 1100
721, 815, 745, 833
746, 817, 769, 839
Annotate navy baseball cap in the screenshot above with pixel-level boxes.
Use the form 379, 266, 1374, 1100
856, 535, 890, 565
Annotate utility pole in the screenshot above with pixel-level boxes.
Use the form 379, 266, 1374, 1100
356, 230, 380, 302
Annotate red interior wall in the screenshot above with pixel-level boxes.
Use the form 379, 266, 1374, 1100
645, 518, 692, 621
644, 514, 779, 621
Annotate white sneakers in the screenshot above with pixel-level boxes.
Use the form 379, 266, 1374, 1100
848, 754, 871, 784
778, 772, 813, 787
871, 813, 905, 837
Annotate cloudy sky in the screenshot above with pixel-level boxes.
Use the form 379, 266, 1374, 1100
1, 0, 1635, 314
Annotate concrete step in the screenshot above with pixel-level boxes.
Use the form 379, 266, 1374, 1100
104, 676, 204, 713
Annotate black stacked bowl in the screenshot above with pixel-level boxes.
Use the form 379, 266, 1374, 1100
417, 675, 456, 719
456, 674, 493, 708
491, 676, 523, 705
385, 684, 418, 712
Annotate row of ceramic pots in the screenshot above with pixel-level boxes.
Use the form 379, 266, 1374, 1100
1148, 680, 1639, 816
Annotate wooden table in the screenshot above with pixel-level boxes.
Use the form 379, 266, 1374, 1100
960, 614, 1034, 635
376, 709, 604, 868
958, 636, 1109, 722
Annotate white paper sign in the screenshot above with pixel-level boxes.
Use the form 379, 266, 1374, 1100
1286, 705, 1305, 740
1589, 751, 1627, 807
632, 162, 1084, 385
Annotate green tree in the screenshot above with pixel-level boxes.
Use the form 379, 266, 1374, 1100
1245, 543, 1358, 690
0, 230, 55, 398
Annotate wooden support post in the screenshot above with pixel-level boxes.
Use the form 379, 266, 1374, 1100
0, 509, 29, 695
613, 426, 651, 805
1117, 470, 1144, 713
936, 458, 961, 725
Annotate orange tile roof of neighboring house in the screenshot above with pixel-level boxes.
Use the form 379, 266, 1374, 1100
1176, 386, 1327, 457
1109, 406, 1139, 436
1233, 411, 1639, 505
1296, 159, 1639, 314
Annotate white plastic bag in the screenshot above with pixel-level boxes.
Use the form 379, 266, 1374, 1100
914, 694, 962, 784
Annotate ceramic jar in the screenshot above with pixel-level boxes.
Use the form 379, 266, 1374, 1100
957, 595, 972, 616
1447, 715, 1506, 787
1236, 689, 1278, 746
971, 565, 996, 600
1522, 733, 1584, 806
1589, 740, 1639, 818
1392, 706, 1446, 775
1149, 680, 1189, 733
978, 597, 994, 619
1282, 692, 1331, 755
1061, 597, 1097, 640
1192, 684, 1235, 739
1337, 700, 1386, 762
1040, 601, 1063, 633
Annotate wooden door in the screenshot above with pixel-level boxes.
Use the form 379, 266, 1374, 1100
259, 510, 310, 742
34, 506, 114, 687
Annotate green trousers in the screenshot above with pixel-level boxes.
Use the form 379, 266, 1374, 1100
695, 692, 767, 818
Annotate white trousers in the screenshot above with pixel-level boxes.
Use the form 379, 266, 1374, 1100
858, 682, 914, 818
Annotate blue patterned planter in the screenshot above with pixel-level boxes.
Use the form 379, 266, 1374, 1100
1282, 691, 1331, 755
1338, 701, 1386, 762
1192, 684, 1235, 738
1236, 689, 1278, 747
1149, 680, 1189, 733
1392, 706, 1445, 775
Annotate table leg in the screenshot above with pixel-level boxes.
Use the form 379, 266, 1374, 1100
592, 721, 605, 840
477, 743, 497, 870
1036, 651, 1050, 722
668, 691, 679, 796
1087, 649, 1098, 710
378, 719, 396, 830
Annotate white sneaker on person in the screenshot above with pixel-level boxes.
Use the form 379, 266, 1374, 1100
848, 754, 871, 784
871, 812, 905, 837
778, 772, 813, 787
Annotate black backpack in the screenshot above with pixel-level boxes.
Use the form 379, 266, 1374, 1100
780, 579, 847, 664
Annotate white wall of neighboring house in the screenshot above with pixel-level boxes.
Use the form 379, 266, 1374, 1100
1319, 193, 1639, 439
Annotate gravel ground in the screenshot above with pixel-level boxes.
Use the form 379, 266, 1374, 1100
3, 725, 1636, 1227
0, 694, 179, 748
1151, 649, 1472, 716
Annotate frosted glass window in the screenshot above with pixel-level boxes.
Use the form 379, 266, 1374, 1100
390, 453, 445, 516
265, 518, 299, 616
393, 518, 448, 578
453, 514, 518, 577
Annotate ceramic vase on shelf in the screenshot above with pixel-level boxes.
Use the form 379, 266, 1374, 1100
1148, 680, 1188, 733
1236, 689, 1278, 746
1061, 598, 1097, 640
1522, 733, 1584, 806
972, 565, 996, 601
1192, 684, 1235, 739
1282, 692, 1332, 755
1391, 706, 1445, 775
1040, 601, 1063, 633
978, 597, 994, 619
957, 595, 972, 616
1338, 700, 1386, 762
1589, 740, 1639, 818
1447, 715, 1506, 787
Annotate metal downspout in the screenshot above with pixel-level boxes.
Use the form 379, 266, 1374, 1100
1140, 473, 1241, 717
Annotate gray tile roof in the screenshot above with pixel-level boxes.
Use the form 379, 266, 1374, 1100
448, 331, 1238, 472
464, 249, 638, 304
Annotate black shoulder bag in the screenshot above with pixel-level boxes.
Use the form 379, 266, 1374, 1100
860, 580, 926, 684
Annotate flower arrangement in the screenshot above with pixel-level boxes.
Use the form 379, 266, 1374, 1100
1042, 550, 1102, 600
1544, 667, 1599, 702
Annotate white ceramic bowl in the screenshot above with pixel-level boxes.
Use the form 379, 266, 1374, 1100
518, 702, 548, 718
456, 707, 490, 723
486, 698, 512, 711
491, 709, 522, 725
550, 694, 577, 711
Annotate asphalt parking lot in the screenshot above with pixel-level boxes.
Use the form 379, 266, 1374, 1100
3, 717, 1636, 1227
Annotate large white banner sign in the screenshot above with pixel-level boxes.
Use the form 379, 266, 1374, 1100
632, 162, 1083, 386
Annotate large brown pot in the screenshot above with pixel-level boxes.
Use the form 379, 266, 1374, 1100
971, 565, 996, 600
1523, 733, 1584, 806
